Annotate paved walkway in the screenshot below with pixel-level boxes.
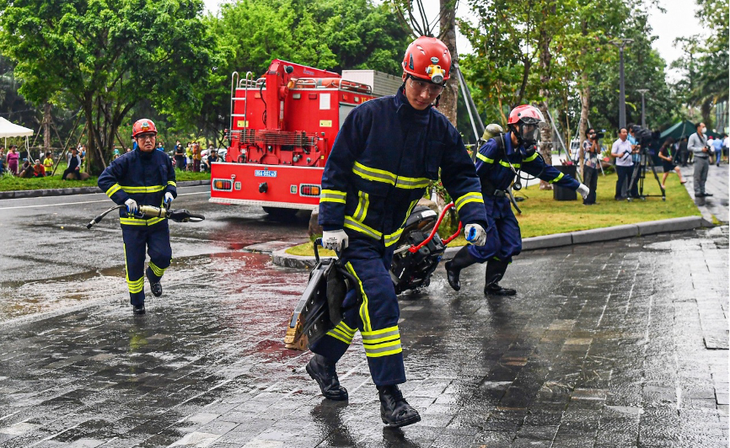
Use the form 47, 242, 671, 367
680, 162, 729, 224
0, 226, 727, 447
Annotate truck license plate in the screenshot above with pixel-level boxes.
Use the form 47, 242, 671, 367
254, 170, 278, 178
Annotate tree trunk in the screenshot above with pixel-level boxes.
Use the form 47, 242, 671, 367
43, 102, 51, 155
439, 0, 458, 127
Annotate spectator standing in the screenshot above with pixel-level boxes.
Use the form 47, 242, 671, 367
711, 135, 723, 166
185, 143, 193, 171
156, 142, 165, 152
62, 147, 82, 180
723, 134, 730, 163
582, 128, 600, 205
0, 147, 6, 175
192, 143, 202, 172
6, 145, 20, 175
610, 127, 636, 200
688, 122, 712, 197
43, 152, 54, 176
678, 137, 689, 166
658, 138, 686, 189
33, 159, 45, 178
174, 141, 186, 170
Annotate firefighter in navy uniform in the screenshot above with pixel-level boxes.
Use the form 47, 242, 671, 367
445, 105, 590, 296
98, 119, 177, 315
306, 36, 488, 428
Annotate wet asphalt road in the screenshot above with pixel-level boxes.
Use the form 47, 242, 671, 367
0, 188, 728, 447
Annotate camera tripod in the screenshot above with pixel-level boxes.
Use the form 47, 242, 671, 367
627, 147, 666, 201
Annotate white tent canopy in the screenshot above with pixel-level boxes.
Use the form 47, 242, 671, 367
0, 117, 33, 138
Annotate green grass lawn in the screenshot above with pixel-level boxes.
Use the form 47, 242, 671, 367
0, 165, 209, 192
286, 170, 699, 256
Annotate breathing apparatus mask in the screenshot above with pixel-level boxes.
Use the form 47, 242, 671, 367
511, 118, 543, 157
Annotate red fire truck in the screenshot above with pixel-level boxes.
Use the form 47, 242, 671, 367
210, 59, 399, 216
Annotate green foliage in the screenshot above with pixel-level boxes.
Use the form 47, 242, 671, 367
0, 0, 216, 174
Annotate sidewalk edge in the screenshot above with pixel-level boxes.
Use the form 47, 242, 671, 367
271, 216, 713, 269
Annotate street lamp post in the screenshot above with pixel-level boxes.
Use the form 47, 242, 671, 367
637, 89, 649, 128
610, 38, 634, 129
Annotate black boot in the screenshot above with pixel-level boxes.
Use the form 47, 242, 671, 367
146, 267, 162, 297
306, 354, 348, 401
377, 385, 421, 427
444, 247, 478, 291
484, 259, 516, 296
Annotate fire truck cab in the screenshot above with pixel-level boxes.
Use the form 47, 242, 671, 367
210, 59, 399, 216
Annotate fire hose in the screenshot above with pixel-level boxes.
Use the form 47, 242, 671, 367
86, 204, 205, 229
393, 202, 477, 255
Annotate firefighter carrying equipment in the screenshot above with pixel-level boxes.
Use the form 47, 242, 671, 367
284, 239, 360, 350
86, 205, 205, 229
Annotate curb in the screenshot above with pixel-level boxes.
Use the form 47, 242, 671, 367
0, 180, 209, 200
271, 216, 710, 269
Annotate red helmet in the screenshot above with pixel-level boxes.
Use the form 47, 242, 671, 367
507, 105, 545, 125
132, 118, 158, 138
508, 105, 545, 148
402, 36, 451, 84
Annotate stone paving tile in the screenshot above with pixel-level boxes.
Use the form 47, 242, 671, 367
0, 228, 727, 447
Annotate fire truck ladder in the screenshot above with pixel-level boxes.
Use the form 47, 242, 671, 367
230, 71, 256, 137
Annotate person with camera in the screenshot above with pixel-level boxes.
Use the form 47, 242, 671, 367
689, 122, 712, 197
610, 127, 638, 200
582, 128, 600, 205
658, 137, 686, 189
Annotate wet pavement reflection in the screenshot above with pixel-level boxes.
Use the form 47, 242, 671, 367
0, 191, 727, 447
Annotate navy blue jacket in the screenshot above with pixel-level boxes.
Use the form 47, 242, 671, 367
475, 132, 580, 193
98, 148, 177, 226
319, 87, 487, 247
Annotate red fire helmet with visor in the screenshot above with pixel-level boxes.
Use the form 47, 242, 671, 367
132, 119, 158, 139
507, 105, 545, 156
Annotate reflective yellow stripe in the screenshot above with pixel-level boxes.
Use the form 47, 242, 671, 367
361, 326, 399, 343
105, 183, 122, 197
167, 181, 177, 187
384, 228, 403, 247
499, 160, 520, 168
126, 276, 144, 294
352, 161, 396, 185
352, 161, 429, 190
549, 172, 565, 184
327, 321, 357, 345
121, 185, 166, 193
321, 189, 347, 204
523, 152, 539, 162
344, 216, 382, 240
345, 262, 371, 332
120, 216, 166, 226
149, 261, 165, 277
362, 327, 403, 357
353, 191, 370, 222
395, 175, 430, 189
476, 153, 494, 164
454, 192, 484, 213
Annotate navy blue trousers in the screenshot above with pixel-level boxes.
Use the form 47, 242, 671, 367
467, 196, 521, 263
121, 221, 171, 306
309, 238, 405, 386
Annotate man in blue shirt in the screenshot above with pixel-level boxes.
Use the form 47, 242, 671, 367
711, 136, 723, 167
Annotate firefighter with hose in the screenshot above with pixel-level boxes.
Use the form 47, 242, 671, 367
445, 105, 589, 296
98, 118, 177, 315
307, 36, 488, 427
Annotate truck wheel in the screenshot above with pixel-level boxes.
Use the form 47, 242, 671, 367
262, 207, 299, 219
